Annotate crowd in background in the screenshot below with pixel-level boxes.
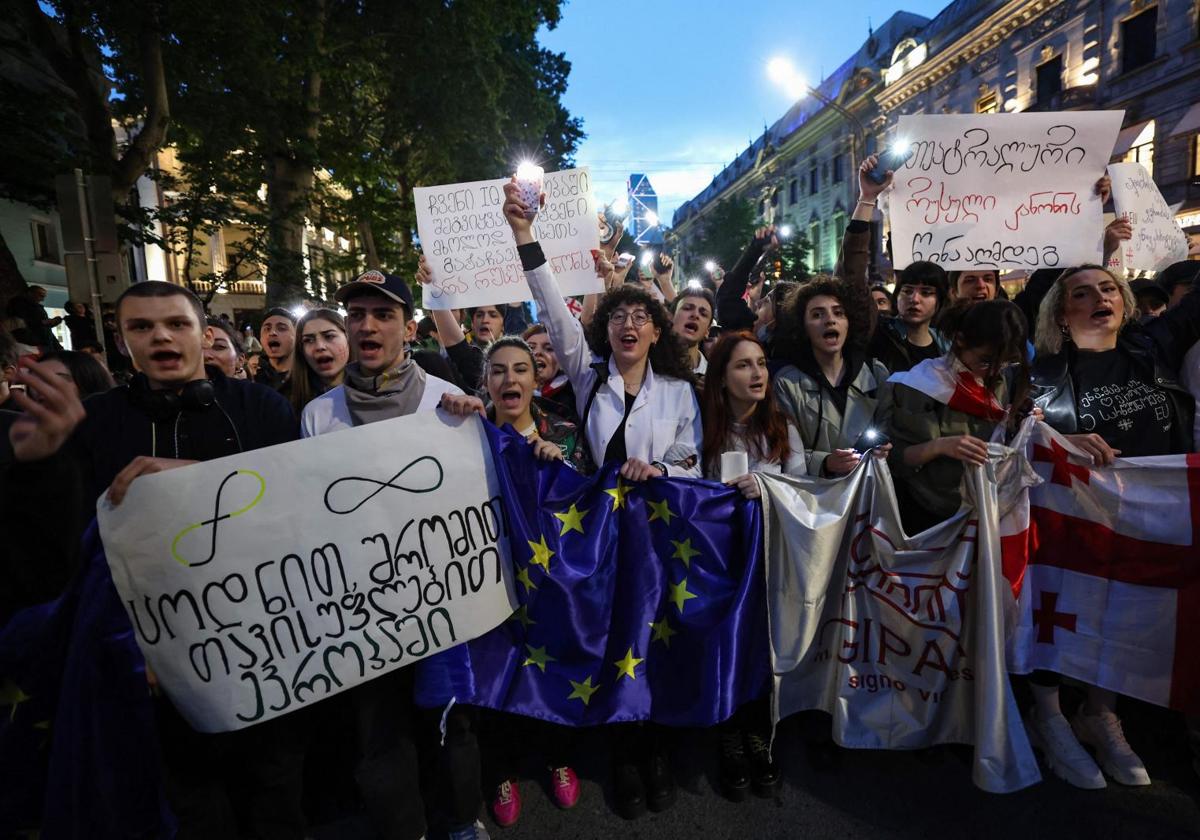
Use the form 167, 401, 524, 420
2, 155, 1199, 840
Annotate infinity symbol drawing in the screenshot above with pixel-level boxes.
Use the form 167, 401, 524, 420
323, 456, 445, 515
171, 469, 266, 567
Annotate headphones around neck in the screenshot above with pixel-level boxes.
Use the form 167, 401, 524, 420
129, 373, 217, 423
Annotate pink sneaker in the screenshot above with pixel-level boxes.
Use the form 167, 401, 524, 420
492, 779, 521, 828
550, 766, 580, 809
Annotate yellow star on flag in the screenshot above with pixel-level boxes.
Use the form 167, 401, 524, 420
523, 644, 557, 673
553, 503, 589, 536
510, 605, 536, 629
646, 498, 676, 525
612, 647, 644, 681
670, 538, 701, 568
567, 675, 601, 706
527, 535, 555, 572
605, 479, 632, 510
668, 578, 699, 614
649, 616, 678, 648
516, 566, 537, 594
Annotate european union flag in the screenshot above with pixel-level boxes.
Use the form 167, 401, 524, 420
418, 425, 770, 725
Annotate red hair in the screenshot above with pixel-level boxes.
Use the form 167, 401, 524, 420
700, 331, 792, 475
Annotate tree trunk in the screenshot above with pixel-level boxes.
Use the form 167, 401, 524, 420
111, 2, 170, 202
358, 218, 380, 270
0, 228, 28, 315
264, 0, 326, 308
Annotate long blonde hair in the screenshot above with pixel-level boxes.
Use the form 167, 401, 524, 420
1033, 265, 1137, 356
290, 308, 348, 413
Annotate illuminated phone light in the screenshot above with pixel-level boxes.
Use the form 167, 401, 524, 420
779, 225, 793, 238
704, 260, 716, 273
515, 162, 544, 181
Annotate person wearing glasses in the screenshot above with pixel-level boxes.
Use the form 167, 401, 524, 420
878, 300, 1031, 534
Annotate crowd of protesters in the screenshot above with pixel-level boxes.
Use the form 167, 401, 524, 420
2, 152, 1199, 840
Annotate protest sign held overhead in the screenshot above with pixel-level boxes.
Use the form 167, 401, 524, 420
415, 167, 602, 309
1107, 162, 1189, 272
97, 413, 518, 733
888, 111, 1123, 271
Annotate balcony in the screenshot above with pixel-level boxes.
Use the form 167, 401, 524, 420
189, 279, 266, 296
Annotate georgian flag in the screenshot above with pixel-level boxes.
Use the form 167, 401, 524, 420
887, 357, 1008, 422
1006, 423, 1200, 714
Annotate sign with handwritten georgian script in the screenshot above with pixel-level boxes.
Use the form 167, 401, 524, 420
1107, 162, 1189, 272
889, 111, 1124, 271
415, 167, 602, 309
97, 413, 517, 733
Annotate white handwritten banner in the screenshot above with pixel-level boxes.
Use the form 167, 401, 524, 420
97, 413, 517, 733
890, 111, 1124, 271
415, 167, 601, 309
1107, 162, 1188, 272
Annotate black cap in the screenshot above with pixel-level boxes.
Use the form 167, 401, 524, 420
335, 270, 415, 314
1129, 278, 1169, 308
1156, 261, 1200, 296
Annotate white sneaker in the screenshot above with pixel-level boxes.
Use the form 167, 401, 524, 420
1072, 709, 1151, 786
1025, 708, 1106, 789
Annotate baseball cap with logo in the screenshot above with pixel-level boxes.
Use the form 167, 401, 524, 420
334, 269, 415, 315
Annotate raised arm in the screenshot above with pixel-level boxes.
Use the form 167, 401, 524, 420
716, 226, 777, 330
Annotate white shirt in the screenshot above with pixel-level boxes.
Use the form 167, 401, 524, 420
693, 353, 708, 377
525, 261, 702, 477
703, 423, 807, 480
301, 374, 462, 438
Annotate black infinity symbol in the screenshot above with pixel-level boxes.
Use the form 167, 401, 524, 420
323, 456, 445, 515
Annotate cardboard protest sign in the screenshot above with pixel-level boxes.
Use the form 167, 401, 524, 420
1107, 162, 1188, 272
98, 413, 517, 733
889, 112, 1123, 271
415, 167, 601, 309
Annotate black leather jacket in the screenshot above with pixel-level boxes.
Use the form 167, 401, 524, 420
1030, 285, 1200, 453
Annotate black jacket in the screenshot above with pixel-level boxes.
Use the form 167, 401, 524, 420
1031, 285, 1200, 453
0, 412, 85, 623
71, 367, 297, 504
869, 318, 951, 374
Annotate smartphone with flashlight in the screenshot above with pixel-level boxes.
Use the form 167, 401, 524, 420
616, 253, 636, 270
867, 147, 909, 185
601, 201, 629, 244
653, 253, 672, 275
852, 427, 891, 453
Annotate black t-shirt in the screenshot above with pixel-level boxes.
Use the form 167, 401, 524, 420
1072, 348, 1174, 457
603, 391, 637, 465
905, 339, 940, 366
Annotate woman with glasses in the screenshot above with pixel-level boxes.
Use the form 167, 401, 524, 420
877, 299, 1031, 534
501, 180, 700, 481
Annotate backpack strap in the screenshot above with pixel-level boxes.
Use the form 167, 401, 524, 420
578, 360, 609, 452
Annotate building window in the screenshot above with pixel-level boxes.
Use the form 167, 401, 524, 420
976, 92, 999, 114
1121, 6, 1158, 74
30, 219, 59, 264
771, 191, 779, 207
1193, 135, 1200, 178
832, 155, 844, 183
809, 165, 818, 195
809, 223, 821, 270
1036, 56, 1063, 105
1123, 120, 1155, 177
789, 178, 798, 204
833, 211, 847, 247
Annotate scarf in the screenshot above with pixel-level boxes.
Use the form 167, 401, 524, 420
888, 355, 1007, 422
342, 359, 427, 427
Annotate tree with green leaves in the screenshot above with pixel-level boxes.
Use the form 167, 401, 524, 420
686, 197, 758, 272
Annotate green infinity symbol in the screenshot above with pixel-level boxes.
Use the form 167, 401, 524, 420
170, 469, 266, 567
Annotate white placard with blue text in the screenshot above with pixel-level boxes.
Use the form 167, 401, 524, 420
889, 111, 1124, 271
97, 413, 517, 733
415, 167, 601, 309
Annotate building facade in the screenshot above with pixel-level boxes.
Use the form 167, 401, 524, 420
674, 0, 1200, 275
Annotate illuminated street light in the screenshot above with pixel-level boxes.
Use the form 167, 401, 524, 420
767, 56, 795, 85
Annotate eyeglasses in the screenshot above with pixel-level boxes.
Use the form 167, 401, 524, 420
608, 310, 651, 327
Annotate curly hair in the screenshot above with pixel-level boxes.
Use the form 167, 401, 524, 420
773, 274, 873, 367
586, 285, 695, 382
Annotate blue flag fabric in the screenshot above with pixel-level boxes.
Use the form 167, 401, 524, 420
417, 425, 770, 725
0, 522, 173, 840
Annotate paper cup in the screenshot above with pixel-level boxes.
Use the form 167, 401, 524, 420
720, 451, 749, 483
515, 163, 544, 221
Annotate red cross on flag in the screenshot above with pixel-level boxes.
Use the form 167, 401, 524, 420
1005, 423, 1200, 714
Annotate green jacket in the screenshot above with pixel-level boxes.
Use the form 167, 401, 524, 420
878, 377, 1007, 524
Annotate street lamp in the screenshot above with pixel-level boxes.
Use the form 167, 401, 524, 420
766, 56, 867, 179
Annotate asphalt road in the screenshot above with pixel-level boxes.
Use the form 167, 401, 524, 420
313, 698, 1200, 840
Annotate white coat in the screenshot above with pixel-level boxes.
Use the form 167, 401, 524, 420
524, 261, 702, 477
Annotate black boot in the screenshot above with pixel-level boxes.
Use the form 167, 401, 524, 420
719, 728, 751, 802
644, 749, 677, 812
613, 762, 646, 820
745, 731, 781, 798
